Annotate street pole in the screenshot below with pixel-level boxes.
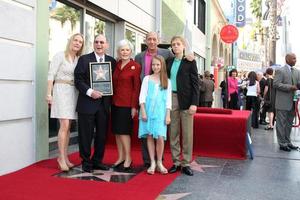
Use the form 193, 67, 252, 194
269, 0, 277, 65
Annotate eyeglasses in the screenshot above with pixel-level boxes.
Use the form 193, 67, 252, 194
94, 40, 105, 44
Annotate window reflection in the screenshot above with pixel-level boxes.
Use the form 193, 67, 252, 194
49, 1, 81, 60
125, 28, 146, 56
85, 13, 114, 56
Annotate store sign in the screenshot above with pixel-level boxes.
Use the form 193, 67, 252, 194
220, 25, 239, 43
238, 51, 261, 62
236, 0, 246, 27
237, 50, 262, 71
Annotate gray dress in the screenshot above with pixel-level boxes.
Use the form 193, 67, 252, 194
48, 52, 78, 119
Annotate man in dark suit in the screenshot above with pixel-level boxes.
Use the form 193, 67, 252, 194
74, 34, 116, 172
274, 53, 300, 152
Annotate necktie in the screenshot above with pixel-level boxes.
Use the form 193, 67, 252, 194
99, 57, 103, 62
291, 67, 294, 85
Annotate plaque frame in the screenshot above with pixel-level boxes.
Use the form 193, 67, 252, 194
89, 61, 113, 96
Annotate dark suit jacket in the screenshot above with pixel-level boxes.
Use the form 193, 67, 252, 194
166, 57, 199, 109
74, 52, 116, 114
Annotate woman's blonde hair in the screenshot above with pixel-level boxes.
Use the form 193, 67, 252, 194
65, 33, 85, 58
151, 55, 168, 89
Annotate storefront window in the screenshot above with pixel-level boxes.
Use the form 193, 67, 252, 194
195, 54, 205, 75
49, 1, 82, 60
85, 13, 114, 56
125, 27, 146, 56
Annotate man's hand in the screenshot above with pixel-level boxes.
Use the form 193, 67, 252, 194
185, 53, 195, 62
188, 105, 197, 115
91, 91, 103, 99
291, 85, 298, 91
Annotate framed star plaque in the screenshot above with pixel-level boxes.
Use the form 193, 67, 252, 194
89, 62, 113, 96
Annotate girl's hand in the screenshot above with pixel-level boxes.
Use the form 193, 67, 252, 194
141, 111, 147, 122
165, 115, 171, 125
188, 105, 197, 115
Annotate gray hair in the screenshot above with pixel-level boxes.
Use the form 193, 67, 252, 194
116, 39, 134, 52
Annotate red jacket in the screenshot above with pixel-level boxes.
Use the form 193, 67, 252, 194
112, 59, 141, 108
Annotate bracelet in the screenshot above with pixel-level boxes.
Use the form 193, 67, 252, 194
47, 95, 52, 97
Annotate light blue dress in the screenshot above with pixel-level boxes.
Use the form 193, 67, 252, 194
138, 77, 171, 140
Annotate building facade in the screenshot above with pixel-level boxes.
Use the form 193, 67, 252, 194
0, 0, 208, 175
209, 0, 232, 107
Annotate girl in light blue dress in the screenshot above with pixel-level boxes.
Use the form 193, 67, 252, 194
138, 55, 172, 175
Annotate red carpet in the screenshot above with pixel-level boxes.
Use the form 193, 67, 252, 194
0, 145, 178, 200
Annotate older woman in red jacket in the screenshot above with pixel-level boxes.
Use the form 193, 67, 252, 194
111, 39, 141, 171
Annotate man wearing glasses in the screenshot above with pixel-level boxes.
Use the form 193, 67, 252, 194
74, 34, 116, 172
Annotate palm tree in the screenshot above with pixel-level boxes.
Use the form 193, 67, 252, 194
250, 0, 263, 41
50, 5, 80, 31
94, 20, 105, 35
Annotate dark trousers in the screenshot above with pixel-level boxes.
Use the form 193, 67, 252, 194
203, 102, 212, 107
78, 104, 108, 166
141, 138, 150, 165
246, 96, 259, 128
260, 99, 267, 122
221, 94, 226, 108
228, 92, 239, 110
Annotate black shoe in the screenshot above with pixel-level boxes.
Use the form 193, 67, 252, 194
264, 126, 274, 130
122, 161, 133, 172
168, 165, 180, 174
279, 146, 291, 152
181, 166, 193, 176
111, 160, 125, 168
82, 165, 93, 173
93, 163, 110, 170
288, 144, 299, 150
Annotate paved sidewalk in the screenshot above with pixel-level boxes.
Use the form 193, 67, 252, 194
158, 126, 300, 200
50, 125, 300, 200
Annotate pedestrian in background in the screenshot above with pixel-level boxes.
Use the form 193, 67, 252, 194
274, 53, 300, 151
227, 69, 239, 110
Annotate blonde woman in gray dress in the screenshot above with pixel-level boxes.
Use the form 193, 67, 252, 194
46, 33, 84, 171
